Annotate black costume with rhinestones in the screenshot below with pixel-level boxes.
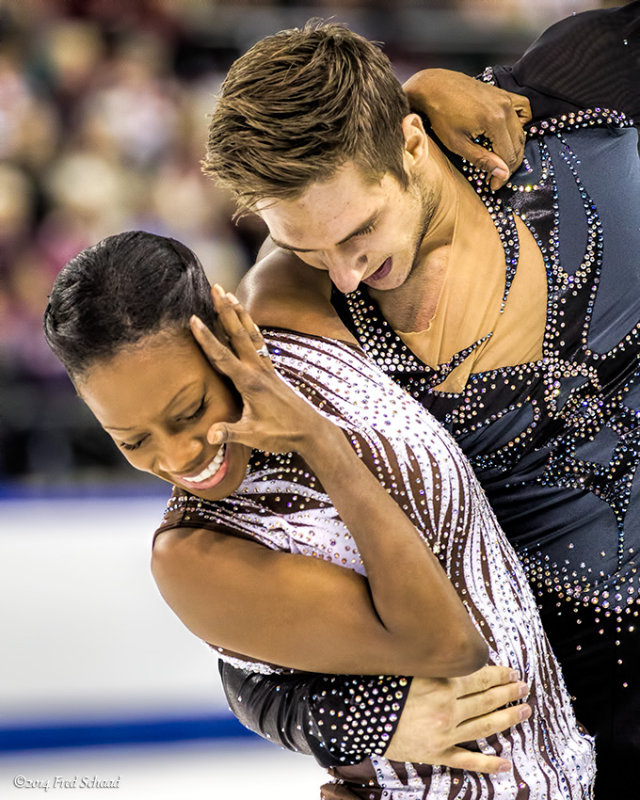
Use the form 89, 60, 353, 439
216, 4, 640, 795
332, 107, 640, 785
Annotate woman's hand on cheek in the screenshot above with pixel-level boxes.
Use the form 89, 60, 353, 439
190, 284, 333, 456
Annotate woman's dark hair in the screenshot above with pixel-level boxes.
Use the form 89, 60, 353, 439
44, 231, 217, 379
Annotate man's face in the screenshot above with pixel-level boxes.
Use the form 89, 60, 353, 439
257, 161, 435, 295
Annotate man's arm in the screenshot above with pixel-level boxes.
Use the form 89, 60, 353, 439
220, 660, 530, 771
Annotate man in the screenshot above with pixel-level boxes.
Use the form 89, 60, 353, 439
203, 3, 640, 794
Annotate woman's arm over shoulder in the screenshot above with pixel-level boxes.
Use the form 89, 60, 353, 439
236, 240, 357, 344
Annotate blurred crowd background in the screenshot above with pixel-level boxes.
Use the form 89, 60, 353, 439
0, 0, 616, 488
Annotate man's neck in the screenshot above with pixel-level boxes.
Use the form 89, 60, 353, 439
372, 150, 505, 333
371, 148, 462, 330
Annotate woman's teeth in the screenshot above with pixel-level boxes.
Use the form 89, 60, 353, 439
183, 446, 226, 483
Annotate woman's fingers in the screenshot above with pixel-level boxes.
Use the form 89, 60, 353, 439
190, 284, 273, 381
487, 94, 530, 170
190, 313, 260, 447
403, 69, 530, 190
453, 137, 512, 189
512, 93, 532, 124
206, 419, 245, 446
211, 284, 251, 356
230, 293, 276, 373
190, 314, 238, 379
235, 300, 276, 371
212, 284, 273, 368
198, 285, 329, 455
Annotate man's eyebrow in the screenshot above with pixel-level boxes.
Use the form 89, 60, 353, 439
271, 212, 380, 253
104, 383, 199, 432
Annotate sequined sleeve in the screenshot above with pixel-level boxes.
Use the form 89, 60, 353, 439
218, 661, 410, 768
487, 1, 640, 119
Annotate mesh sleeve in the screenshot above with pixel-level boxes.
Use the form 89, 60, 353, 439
490, 2, 640, 120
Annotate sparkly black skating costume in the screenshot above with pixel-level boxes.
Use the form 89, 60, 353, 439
213, 4, 640, 795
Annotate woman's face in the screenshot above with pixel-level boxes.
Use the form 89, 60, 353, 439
77, 330, 251, 501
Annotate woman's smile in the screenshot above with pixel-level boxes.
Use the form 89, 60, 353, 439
178, 445, 228, 490
76, 330, 252, 501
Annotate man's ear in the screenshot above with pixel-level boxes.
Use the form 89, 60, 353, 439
401, 113, 429, 169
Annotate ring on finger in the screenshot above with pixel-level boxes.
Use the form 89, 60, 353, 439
256, 344, 270, 358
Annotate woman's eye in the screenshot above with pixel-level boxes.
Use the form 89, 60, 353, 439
179, 398, 206, 422
119, 438, 145, 452
355, 224, 375, 237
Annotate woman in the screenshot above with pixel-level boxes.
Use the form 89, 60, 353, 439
44, 230, 594, 798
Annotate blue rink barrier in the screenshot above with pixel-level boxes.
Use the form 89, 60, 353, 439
0, 713, 257, 752
0, 481, 259, 753
0, 481, 167, 502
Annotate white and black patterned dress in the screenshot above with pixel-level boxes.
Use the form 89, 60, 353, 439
156, 329, 595, 799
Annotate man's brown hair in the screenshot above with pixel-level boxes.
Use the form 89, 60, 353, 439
203, 21, 410, 213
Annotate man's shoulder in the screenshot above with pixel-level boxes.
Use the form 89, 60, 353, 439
237, 244, 357, 343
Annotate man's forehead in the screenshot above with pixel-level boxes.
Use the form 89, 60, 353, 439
257, 166, 390, 250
